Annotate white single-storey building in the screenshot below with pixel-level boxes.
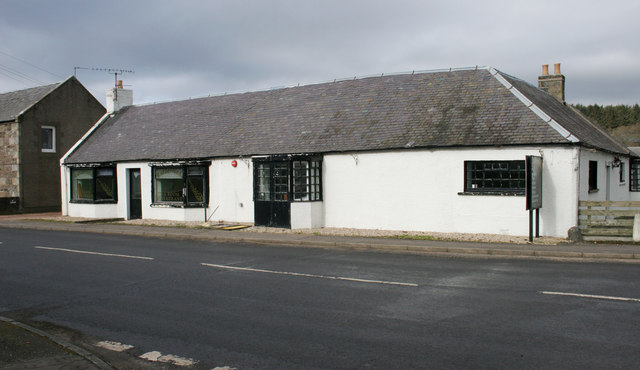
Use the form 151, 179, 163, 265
60, 65, 636, 238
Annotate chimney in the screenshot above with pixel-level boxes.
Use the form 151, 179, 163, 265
538, 63, 565, 103
106, 80, 133, 113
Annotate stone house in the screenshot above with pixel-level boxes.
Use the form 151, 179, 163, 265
61, 66, 632, 238
0, 76, 105, 213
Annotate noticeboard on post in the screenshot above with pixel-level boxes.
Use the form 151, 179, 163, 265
526, 155, 543, 210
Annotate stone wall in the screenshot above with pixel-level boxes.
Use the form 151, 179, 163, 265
0, 121, 20, 213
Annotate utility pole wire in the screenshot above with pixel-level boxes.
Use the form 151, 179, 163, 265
0, 49, 65, 79
0, 63, 48, 86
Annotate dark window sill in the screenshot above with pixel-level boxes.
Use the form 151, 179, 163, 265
588, 188, 599, 193
70, 200, 117, 204
151, 203, 208, 208
458, 191, 524, 196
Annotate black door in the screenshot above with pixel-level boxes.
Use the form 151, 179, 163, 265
254, 161, 290, 228
129, 169, 142, 219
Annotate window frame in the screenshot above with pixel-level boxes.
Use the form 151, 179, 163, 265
619, 161, 626, 184
461, 160, 526, 196
69, 165, 117, 204
151, 163, 209, 208
252, 155, 323, 203
292, 158, 322, 202
588, 160, 598, 193
630, 158, 640, 192
41, 125, 56, 153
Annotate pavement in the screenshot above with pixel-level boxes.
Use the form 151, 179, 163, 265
1, 213, 639, 369
0, 317, 111, 369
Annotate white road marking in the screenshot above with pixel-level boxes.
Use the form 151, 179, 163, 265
95, 341, 134, 352
35, 246, 154, 260
140, 351, 197, 366
201, 263, 418, 287
540, 291, 640, 303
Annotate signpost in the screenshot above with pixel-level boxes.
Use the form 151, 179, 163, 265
526, 156, 543, 242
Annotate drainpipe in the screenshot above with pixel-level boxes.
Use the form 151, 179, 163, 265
15, 116, 23, 213
574, 147, 581, 231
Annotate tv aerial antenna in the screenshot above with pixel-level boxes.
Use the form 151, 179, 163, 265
74, 66, 134, 86
74, 67, 135, 99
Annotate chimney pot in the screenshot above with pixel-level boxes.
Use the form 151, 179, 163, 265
538, 63, 565, 103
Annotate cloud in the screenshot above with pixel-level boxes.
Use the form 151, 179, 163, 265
1, 0, 638, 105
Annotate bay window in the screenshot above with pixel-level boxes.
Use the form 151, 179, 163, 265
152, 164, 208, 207
70, 166, 117, 203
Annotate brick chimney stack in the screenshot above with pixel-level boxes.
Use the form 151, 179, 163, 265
538, 63, 565, 103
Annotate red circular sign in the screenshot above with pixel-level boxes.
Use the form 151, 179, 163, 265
231, 160, 238, 167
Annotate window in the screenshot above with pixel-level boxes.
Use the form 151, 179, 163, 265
152, 165, 208, 206
464, 160, 525, 194
71, 169, 93, 201
588, 160, 598, 192
256, 163, 271, 201
293, 160, 322, 201
619, 162, 626, 184
70, 167, 117, 203
186, 166, 206, 203
253, 157, 323, 203
154, 168, 183, 202
41, 126, 55, 153
630, 159, 640, 191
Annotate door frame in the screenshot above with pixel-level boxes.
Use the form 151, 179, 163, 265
252, 155, 323, 228
128, 168, 142, 220
253, 159, 291, 228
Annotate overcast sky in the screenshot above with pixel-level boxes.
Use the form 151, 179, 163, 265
1, 0, 639, 106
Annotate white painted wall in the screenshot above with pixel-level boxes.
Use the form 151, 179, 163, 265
62, 146, 633, 238
323, 147, 579, 237
579, 149, 630, 201
63, 163, 121, 219
60, 165, 69, 216
291, 201, 325, 229
67, 202, 119, 218
66, 162, 210, 222
208, 158, 255, 224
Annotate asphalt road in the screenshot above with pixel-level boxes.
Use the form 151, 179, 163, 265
1, 228, 639, 369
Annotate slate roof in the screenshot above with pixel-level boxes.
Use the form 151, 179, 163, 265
0, 82, 62, 122
499, 73, 628, 154
65, 67, 629, 164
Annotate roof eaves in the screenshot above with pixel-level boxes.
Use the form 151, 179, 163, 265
489, 67, 580, 143
567, 105, 630, 155
61, 110, 112, 165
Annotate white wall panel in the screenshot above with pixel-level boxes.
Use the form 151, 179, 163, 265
323, 147, 579, 237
